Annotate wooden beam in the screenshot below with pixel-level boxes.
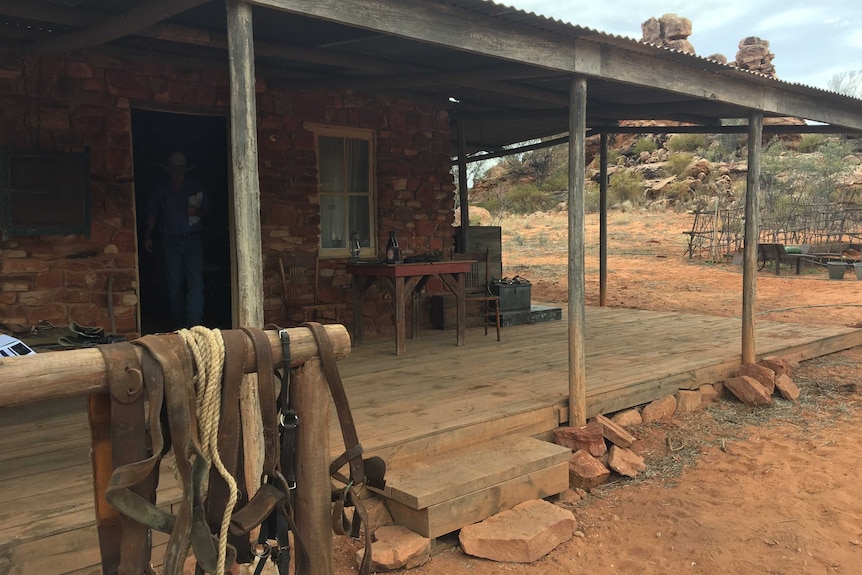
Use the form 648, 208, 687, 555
742, 111, 763, 365
0, 0, 100, 27
247, 0, 862, 130
0, 325, 350, 408
568, 75, 588, 428
27, 0, 212, 55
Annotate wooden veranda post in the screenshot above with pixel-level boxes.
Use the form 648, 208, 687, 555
741, 110, 763, 364
568, 76, 588, 427
225, 0, 271, 562
599, 133, 609, 307
456, 118, 469, 252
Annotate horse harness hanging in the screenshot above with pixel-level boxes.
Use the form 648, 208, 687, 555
91, 324, 384, 575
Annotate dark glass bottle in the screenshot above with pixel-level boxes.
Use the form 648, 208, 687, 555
385, 231, 399, 263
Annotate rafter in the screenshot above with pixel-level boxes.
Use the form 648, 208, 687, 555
26, 0, 212, 55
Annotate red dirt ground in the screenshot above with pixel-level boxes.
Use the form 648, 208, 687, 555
325, 210, 862, 575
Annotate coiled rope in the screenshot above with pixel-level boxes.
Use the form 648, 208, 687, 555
177, 326, 236, 575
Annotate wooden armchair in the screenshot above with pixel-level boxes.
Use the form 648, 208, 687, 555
453, 247, 501, 341
278, 252, 346, 325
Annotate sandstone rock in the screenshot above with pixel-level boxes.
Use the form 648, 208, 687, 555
607, 445, 647, 478
661, 14, 692, 40
708, 53, 728, 64
611, 408, 643, 427
675, 390, 702, 413
641, 17, 662, 44
713, 382, 726, 398
641, 395, 677, 423
568, 449, 611, 490
356, 525, 430, 571
725, 375, 772, 407
735, 36, 776, 77
641, 14, 694, 53
554, 421, 607, 457
739, 363, 775, 395
593, 413, 636, 448
665, 38, 695, 54
699, 384, 720, 406
344, 496, 394, 535
774, 373, 801, 401
459, 500, 576, 563
760, 355, 791, 378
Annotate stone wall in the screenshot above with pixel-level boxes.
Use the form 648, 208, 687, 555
0, 48, 455, 339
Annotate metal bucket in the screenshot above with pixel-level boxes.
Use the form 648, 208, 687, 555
828, 262, 845, 280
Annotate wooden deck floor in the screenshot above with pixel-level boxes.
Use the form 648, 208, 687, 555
3, 307, 862, 574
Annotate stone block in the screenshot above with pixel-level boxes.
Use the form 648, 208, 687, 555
607, 445, 647, 478
553, 421, 607, 457
568, 449, 610, 490
774, 373, 801, 401
725, 375, 772, 407
760, 355, 791, 378
459, 500, 575, 563
355, 525, 430, 571
676, 390, 702, 413
739, 363, 775, 395
610, 409, 643, 427
699, 384, 720, 406
641, 395, 677, 423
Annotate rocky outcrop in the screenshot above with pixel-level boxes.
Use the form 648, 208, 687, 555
641, 14, 695, 55
733, 37, 776, 77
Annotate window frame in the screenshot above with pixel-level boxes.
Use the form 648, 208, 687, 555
0, 148, 91, 237
306, 123, 377, 259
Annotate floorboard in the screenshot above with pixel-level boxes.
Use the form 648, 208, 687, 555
3, 307, 861, 574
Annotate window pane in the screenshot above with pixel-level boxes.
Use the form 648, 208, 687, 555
345, 139, 369, 194
349, 196, 370, 247
318, 136, 344, 193
321, 194, 345, 248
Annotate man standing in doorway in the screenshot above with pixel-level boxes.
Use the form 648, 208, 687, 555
144, 152, 209, 329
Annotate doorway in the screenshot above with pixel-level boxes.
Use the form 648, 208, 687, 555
132, 109, 232, 334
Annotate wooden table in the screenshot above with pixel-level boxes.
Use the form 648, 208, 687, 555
346, 260, 474, 355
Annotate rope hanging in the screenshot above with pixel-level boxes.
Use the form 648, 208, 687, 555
177, 326, 236, 575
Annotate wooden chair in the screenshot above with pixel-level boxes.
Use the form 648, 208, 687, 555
279, 252, 346, 325
453, 247, 501, 341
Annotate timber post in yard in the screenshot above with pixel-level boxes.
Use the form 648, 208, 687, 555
226, 0, 271, 557
742, 111, 763, 364
599, 132, 609, 307
568, 76, 588, 427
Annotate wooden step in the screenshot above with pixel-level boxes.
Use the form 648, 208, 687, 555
372, 435, 571, 539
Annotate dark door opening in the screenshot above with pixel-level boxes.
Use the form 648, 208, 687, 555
132, 110, 232, 334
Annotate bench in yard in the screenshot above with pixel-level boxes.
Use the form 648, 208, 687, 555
757, 243, 812, 275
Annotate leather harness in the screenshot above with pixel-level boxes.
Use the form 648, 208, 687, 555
90, 324, 383, 575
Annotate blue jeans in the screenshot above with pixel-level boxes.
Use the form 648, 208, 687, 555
162, 233, 204, 328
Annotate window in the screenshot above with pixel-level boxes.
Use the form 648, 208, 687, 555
310, 125, 375, 257
0, 149, 90, 236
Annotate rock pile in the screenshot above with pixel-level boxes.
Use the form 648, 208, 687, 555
733, 36, 777, 77
725, 355, 800, 405
640, 13, 695, 55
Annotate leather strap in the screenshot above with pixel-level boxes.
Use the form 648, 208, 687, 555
102, 343, 156, 575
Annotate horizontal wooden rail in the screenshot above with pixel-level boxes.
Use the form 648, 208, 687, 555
0, 324, 350, 408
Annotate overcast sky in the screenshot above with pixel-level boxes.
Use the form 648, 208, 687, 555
504, 0, 862, 90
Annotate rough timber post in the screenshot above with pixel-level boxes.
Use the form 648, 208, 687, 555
742, 110, 763, 364
291, 357, 332, 575
225, 0, 270, 564
568, 76, 588, 427
599, 132, 609, 307
456, 118, 469, 252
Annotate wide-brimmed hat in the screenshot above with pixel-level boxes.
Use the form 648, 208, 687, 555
160, 152, 195, 171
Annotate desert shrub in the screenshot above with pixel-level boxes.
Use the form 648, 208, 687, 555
608, 169, 645, 205
584, 181, 600, 213
663, 152, 695, 177
667, 133, 707, 153
797, 134, 826, 153
541, 170, 568, 192
505, 184, 555, 214
664, 180, 694, 201
633, 138, 658, 155
477, 197, 502, 216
